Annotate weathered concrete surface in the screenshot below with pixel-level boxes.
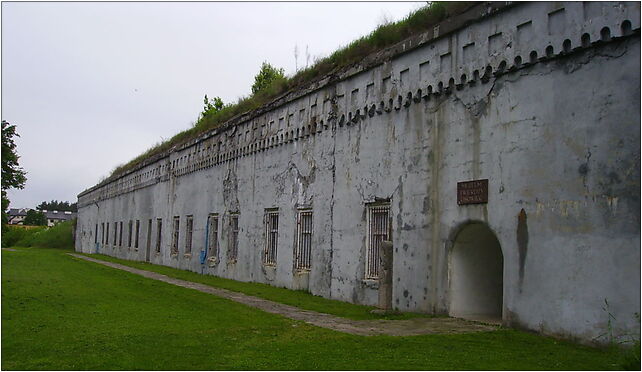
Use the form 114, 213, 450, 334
75, 2, 641, 344
69, 253, 497, 336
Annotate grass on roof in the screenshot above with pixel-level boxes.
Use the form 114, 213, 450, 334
106, 2, 475, 181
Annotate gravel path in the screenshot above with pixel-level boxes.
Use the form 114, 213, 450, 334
69, 253, 498, 336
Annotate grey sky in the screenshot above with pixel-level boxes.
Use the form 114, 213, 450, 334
2, 1, 422, 208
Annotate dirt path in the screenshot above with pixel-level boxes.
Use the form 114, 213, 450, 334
69, 253, 498, 336
2, 248, 17, 251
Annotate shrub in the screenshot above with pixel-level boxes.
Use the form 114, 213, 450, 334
3, 220, 76, 249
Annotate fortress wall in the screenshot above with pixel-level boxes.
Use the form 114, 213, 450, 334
76, 2, 640, 342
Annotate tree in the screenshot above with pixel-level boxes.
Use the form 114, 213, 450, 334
36, 200, 77, 212
1, 120, 27, 225
200, 95, 224, 119
251, 62, 286, 95
23, 209, 46, 226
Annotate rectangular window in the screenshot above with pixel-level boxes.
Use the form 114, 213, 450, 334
156, 218, 162, 253
228, 213, 239, 261
185, 215, 193, 254
366, 202, 390, 279
294, 209, 313, 271
128, 220, 133, 248
95, 224, 98, 244
171, 216, 180, 255
113, 221, 118, 245
207, 214, 219, 258
135, 220, 140, 249
119, 221, 123, 246
106, 223, 110, 246
101, 223, 105, 244
264, 209, 279, 265
146, 219, 152, 253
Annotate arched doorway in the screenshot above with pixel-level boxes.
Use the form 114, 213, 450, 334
449, 222, 503, 322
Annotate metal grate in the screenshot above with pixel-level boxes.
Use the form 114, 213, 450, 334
228, 214, 239, 261
119, 221, 123, 247
156, 219, 162, 253
135, 220, 140, 249
366, 203, 390, 279
294, 210, 313, 271
208, 214, 219, 258
128, 220, 133, 248
185, 216, 193, 254
264, 210, 279, 265
146, 219, 152, 257
171, 217, 180, 254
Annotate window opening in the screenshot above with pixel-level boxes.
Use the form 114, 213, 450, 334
208, 214, 219, 258
294, 210, 313, 271
264, 209, 279, 265
156, 218, 162, 253
366, 203, 391, 279
171, 216, 180, 255
185, 215, 193, 254
228, 214, 239, 261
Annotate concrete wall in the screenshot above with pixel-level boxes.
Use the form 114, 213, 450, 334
76, 2, 641, 343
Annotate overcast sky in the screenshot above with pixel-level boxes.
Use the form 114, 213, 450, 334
2, 1, 422, 209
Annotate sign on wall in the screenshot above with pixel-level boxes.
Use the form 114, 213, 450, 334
457, 179, 488, 205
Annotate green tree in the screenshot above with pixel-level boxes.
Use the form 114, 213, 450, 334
200, 95, 225, 119
251, 62, 286, 95
36, 200, 77, 212
23, 209, 47, 226
1, 120, 27, 225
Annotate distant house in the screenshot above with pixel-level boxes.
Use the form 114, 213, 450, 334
7, 208, 28, 225
42, 210, 77, 227
7, 208, 76, 227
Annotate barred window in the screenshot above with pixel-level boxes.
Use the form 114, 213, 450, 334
95, 224, 98, 244
135, 220, 140, 249
264, 209, 279, 265
156, 218, 162, 253
119, 221, 123, 247
185, 215, 193, 254
106, 223, 110, 246
294, 210, 313, 271
366, 202, 390, 279
228, 214, 239, 261
128, 220, 133, 248
146, 219, 152, 254
113, 221, 118, 245
171, 216, 180, 255
101, 223, 105, 244
207, 214, 219, 258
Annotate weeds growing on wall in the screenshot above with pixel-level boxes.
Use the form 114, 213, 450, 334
105, 2, 475, 181
2, 220, 75, 249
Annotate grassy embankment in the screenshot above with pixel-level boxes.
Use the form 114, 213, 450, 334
1, 220, 75, 249
3, 247, 635, 370
106, 2, 476, 179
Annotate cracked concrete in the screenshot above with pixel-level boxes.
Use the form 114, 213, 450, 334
69, 253, 497, 336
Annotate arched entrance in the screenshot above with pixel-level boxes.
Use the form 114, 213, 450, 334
449, 222, 503, 322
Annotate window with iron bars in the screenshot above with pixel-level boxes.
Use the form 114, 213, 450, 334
101, 223, 105, 244
294, 209, 313, 271
264, 209, 279, 265
113, 221, 118, 245
119, 221, 123, 247
365, 202, 391, 279
134, 220, 140, 249
95, 224, 98, 244
228, 213, 239, 261
146, 219, 152, 253
156, 218, 162, 253
185, 215, 193, 254
207, 214, 219, 258
128, 220, 133, 248
171, 216, 180, 255
106, 223, 110, 246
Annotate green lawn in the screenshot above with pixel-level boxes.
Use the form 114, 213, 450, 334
2, 247, 628, 370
